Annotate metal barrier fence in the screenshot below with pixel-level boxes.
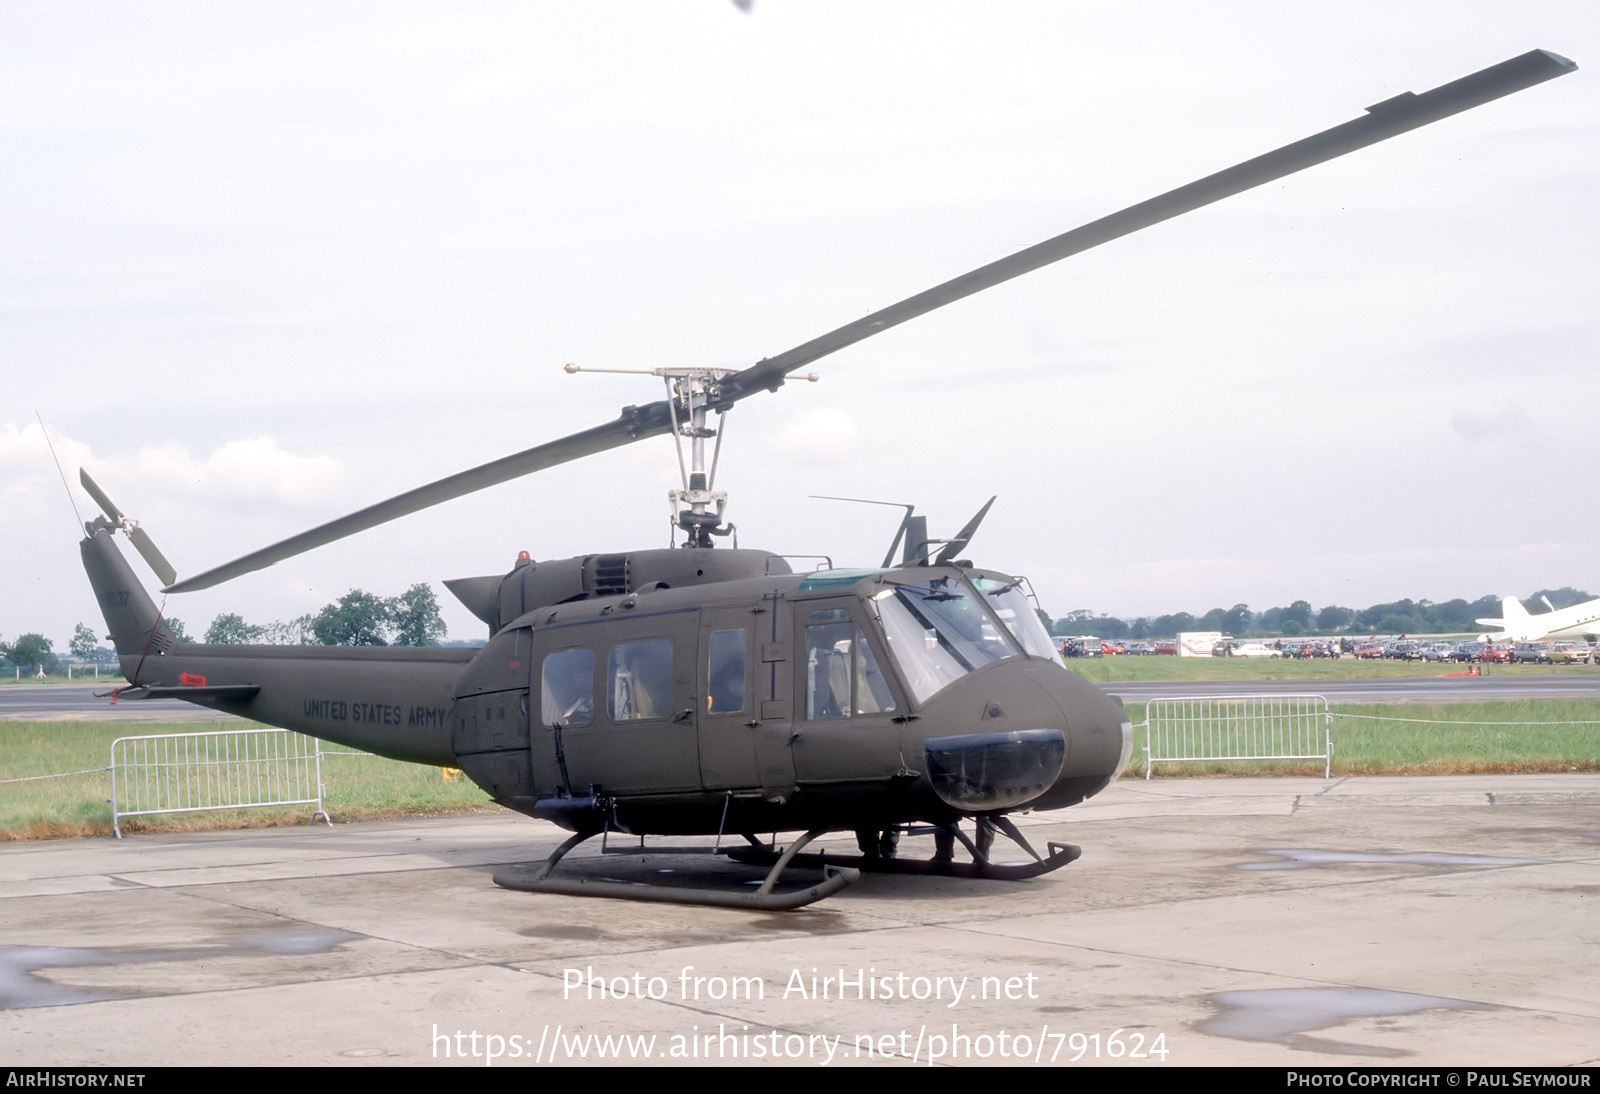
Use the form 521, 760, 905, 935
1140, 694, 1332, 778
110, 728, 331, 837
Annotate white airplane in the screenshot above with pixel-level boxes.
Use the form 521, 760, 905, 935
1475, 595, 1600, 642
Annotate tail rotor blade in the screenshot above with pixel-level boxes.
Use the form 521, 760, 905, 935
79, 469, 124, 523
80, 468, 179, 586
127, 525, 179, 588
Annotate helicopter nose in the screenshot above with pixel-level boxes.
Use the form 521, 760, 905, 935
1027, 667, 1133, 811
915, 659, 1130, 813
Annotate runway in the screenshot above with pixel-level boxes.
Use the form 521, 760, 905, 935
0, 683, 249, 723
3, 774, 1596, 1066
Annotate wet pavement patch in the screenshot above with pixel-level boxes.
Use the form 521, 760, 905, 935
1199, 986, 1500, 1056
0, 926, 360, 1009
1235, 849, 1546, 870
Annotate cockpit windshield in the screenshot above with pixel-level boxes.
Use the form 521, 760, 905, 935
872, 576, 1021, 704
971, 575, 1059, 660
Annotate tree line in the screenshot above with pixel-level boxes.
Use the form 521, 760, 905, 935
199, 584, 447, 647
2, 584, 449, 674
1042, 588, 1596, 640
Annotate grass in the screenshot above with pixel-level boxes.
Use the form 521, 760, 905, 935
0, 672, 115, 685
1119, 698, 1600, 778
0, 720, 494, 840
5, 693, 1598, 838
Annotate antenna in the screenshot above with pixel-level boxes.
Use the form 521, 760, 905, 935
35, 413, 85, 533
811, 496, 920, 567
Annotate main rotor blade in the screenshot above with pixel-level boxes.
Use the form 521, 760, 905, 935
720, 49, 1575, 400
164, 49, 1573, 593
164, 402, 675, 593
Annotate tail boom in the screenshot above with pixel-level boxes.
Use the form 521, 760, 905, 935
82, 528, 468, 766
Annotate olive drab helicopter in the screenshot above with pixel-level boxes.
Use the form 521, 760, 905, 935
77, 50, 1573, 909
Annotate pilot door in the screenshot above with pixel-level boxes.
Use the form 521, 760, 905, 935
531, 612, 701, 798
697, 600, 795, 795
791, 600, 905, 786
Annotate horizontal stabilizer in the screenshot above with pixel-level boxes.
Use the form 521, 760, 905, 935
109, 684, 261, 702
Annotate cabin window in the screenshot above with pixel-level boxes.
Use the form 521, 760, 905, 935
805, 620, 896, 720
608, 638, 672, 721
707, 628, 746, 714
541, 648, 594, 726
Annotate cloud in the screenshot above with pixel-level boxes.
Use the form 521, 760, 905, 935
774, 407, 860, 465
0, 420, 92, 503
126, 436, 344, 506
446, 63, 534, 104
1449, 404, 1535, 445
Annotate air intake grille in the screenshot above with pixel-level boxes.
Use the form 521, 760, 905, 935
588, 554, 631, 598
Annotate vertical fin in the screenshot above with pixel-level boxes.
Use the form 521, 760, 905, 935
81, 529, 181, 673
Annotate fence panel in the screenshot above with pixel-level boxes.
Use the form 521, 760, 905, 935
1141, 694, 1332, 778
110, 728, 331, 837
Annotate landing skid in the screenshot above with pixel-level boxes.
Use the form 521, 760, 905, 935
493, 828, 860, 911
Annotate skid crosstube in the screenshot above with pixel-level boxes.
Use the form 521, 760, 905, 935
492, 828, 860, 911
726, 840, 1082, 881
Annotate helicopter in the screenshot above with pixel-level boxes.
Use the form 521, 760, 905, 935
78, 49, 1573, 909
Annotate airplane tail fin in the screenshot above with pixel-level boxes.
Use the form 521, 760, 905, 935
1476, 595, 1539, 641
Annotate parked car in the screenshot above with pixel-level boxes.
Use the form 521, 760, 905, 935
1548, 643, 1593, 665
1514, 641, 1552, 664
1479, 644, 1514, 664
1057, 637, 1103, 658
1230, 642, 1283, 659
1547, 643, 1591, 664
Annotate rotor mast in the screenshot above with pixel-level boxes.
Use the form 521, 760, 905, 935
566, 363, 758, 547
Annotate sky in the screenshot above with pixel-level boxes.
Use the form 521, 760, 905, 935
3, 1, 1597, 647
